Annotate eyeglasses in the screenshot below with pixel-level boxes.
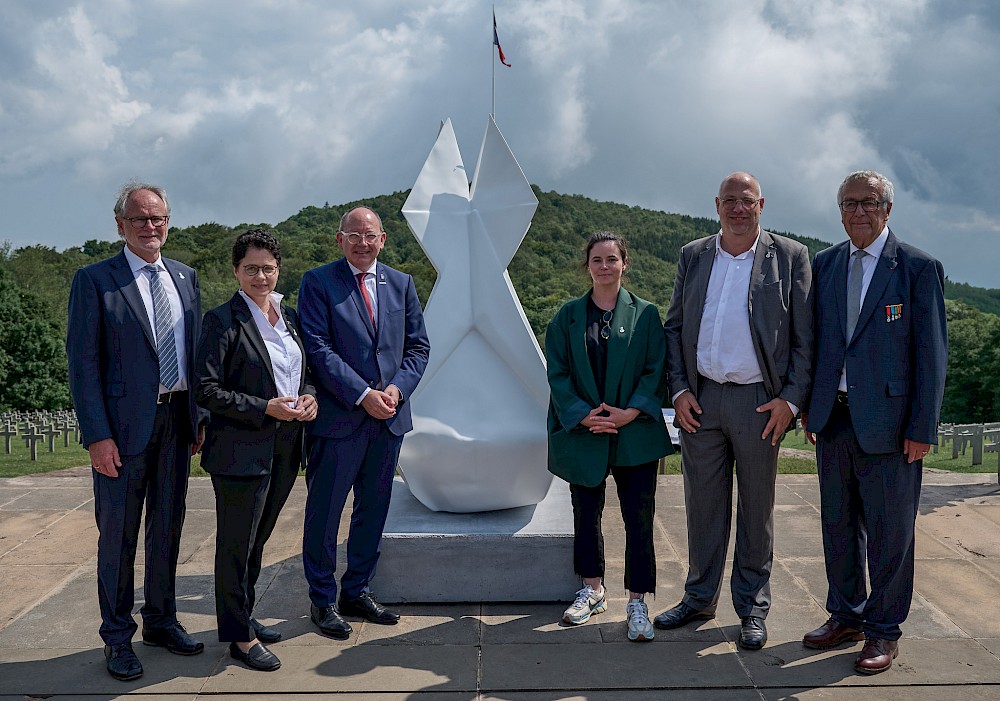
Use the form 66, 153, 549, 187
600, 310, 613, 340
242, 265, 279, 277
122, 216, 168, 228
839, 200, 885, 213
341, 231, 382, 245
720, 198, 761, 210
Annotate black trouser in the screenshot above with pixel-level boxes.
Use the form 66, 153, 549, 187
93, 400, 190, 645
211, 421, 300, 642
569, 461, 657, 594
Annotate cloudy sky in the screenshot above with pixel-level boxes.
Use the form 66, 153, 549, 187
1, 0, 998, 287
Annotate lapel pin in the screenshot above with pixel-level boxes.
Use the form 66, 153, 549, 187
619, 326, 625, 333
178, 272, 185, 279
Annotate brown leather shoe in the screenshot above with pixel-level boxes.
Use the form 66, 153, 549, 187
855, 637, 898, 674
803, 617, 865, 649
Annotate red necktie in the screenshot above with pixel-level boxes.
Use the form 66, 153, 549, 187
357, 272, 376, 330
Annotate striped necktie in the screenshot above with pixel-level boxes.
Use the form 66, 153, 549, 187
357, 272, 376, 330
144, 264, 180, 389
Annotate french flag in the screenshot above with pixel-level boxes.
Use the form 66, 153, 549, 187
493, 11, 511, 67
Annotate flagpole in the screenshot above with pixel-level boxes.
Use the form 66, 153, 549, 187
491, 5, 496, 119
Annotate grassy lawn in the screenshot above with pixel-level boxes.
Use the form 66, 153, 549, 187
0, 429, 995, 479
0, 440, 209, 478
658, 428, 999, 476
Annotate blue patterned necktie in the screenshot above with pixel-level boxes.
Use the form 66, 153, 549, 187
144, 264, 180, 389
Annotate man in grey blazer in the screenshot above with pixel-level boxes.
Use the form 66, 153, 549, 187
655, 172, 813, 650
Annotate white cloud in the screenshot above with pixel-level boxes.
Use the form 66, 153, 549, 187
0, 0, 998, 287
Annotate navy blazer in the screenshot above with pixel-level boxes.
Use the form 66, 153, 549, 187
195, 292, 316, 476
297, 257, 430, 439
67, 251, 203, 454
806, 229, 948, 453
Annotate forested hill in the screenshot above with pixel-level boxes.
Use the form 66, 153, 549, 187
2, 186, 1000, 421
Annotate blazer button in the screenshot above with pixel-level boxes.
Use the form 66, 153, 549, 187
376, 348, 381, 355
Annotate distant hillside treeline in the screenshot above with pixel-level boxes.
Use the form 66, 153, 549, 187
1, 187, 997, 423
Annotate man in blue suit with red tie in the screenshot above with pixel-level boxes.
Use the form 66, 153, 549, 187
299, 206, 430, 638
803, 170, 947, 675
67, 182, 207, 681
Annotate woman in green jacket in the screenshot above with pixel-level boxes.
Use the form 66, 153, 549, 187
546, 231, 672, 642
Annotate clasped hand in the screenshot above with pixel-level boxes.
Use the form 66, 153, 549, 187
361, 384, 400, 420
265, 394, 319, 422
580, 403, 640, 434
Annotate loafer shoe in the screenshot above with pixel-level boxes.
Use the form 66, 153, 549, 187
738, 616, 767, 650
229, 642, 281, 672
251, 618, 282, 644
653, 601, 715, 630
803, 617, 865, 649
855, 637, 898, 675
339, 591, 400, 625
141, 623, 204, 655
310, 603, 352, 639
105, 642, 143, 681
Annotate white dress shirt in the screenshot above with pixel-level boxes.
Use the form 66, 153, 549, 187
839, 226, 890, 392
123, 246, 187, 392
239, 290, 303, 408
696, 231, 764, 385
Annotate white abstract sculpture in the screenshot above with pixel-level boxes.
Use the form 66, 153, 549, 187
398, 116, 552, 513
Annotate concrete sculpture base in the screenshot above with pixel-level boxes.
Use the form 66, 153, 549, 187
371, 477, 577, 603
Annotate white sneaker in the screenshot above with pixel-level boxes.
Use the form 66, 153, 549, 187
562, 585, 607, 624
627, 599, 654, 642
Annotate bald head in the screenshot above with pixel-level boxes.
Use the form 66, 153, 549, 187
718, 172, 761, 199
340, 207, 384, 233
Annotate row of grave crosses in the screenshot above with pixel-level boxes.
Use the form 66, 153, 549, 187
0, 410, 81, 461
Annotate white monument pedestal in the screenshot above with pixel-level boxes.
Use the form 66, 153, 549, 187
371, 476, 578, 603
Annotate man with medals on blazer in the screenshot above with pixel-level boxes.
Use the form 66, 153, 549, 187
803, 170, 947, 675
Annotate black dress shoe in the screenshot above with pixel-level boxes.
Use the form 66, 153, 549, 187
339, 591, 400, 625
739, 616, 768, 650
141, 622, 205, 655
251, 618, 282, 644
229, 642, 281, 672
653, 601, 715, 630
310, 603, 353, 639
105, 642, 143, 681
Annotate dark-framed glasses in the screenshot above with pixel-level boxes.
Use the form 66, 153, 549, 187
839, 199, 885, 213
341, 231, 381, 245
122, 216, 168, 228
720, 197, 760, 210
600, 310, 614, 340
242, 264, 279, 277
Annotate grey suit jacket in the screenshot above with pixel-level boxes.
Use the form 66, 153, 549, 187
664, 229, 814, 410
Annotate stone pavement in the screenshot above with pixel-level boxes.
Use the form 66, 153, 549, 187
1, 469, 999, 700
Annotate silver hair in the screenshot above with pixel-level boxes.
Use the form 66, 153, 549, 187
339, 206, 384, 232
838, 170, 894, 204
113, 181, 171, 217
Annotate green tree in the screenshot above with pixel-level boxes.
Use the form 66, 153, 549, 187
0, 267, 71, 410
